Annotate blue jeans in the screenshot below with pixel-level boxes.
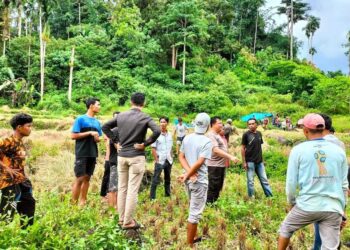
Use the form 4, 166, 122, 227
313, 223, 321, 250
246, 162, 273, 197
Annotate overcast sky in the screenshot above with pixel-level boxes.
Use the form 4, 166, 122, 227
263, 0, 350, 74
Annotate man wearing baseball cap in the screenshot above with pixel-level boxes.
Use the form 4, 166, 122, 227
278, 113, 348, 249
178, 113, 213, 248
223, 118, 238, 143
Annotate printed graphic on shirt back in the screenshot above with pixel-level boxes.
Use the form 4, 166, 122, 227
314, 150, 327, 176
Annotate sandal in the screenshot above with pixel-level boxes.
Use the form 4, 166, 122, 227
122, 220, 141, 230
117, 221, 123, 228
193, 236, 202, 243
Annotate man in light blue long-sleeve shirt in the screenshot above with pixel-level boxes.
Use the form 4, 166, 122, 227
278, 113, 348, 250
313, 113, 347, 250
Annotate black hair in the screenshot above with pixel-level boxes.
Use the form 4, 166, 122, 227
10, 113, 33, 129
85, 97, 100, 109
131, 92, 145, 106
308, 128, 324, 134
247, 118, 257, 124
330, 127, 335, 133
319, 113, 332, 130
178, 117, 182, 122
210, 116, 221, 127
159, 116, 169, 123
113, 111, 120, 117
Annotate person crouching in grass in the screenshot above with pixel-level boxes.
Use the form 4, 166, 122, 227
0, 113, 35, 228
178, 113, 212, 248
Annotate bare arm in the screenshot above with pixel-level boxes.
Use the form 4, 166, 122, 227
179, 152, 191, 173
241, 145, 247, 169
72, 131, 100, 142
102, 118, 119, 143
144, 119, 161, 147
184, 157, 206, 180
71, 131, 96, 140
213, 147, 239, 163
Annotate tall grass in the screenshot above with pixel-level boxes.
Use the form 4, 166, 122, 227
1, 121, 350, 249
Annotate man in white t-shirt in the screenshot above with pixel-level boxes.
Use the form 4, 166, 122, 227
174, 117, 188, 155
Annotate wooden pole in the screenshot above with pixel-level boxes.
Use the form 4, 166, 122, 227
68, 47, 75, 102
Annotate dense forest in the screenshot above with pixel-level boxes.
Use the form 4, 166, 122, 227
1, 1, 350, 249
0, 0, 350, 119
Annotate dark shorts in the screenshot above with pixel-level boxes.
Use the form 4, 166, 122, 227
177, 136, 185, 145
74, 157, 96, 177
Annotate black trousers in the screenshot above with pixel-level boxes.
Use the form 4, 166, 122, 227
100, 161, 110, 197
150, 160, 172, 199
0, 180, 36, 227
207, 166, 226, 203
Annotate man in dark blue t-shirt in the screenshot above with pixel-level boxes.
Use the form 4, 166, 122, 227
71, 98, 102, 206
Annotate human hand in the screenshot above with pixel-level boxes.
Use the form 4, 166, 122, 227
243, 162, 248, 170
134, 143, 145, 151
341, 214, 347, 230
230, 156, 240, 164
5, 168, 20, 180
17, 151, 26, 159
114, 143, 122, 152
177, 174, 186, 183
90, 131, 100, 142
189, 174, 197, 183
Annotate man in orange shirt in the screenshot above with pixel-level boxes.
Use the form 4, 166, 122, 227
0, 113, 35, 227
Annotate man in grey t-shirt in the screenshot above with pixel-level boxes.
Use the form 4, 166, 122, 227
178, 113, 212, 248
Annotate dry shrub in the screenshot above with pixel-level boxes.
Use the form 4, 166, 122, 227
167, 200, 174, 213
202, 223, 209, 237
178, 214, 185, 228
153, 220, 164, 242
148, 217, 157, 226
154, 203, 161, 216
216, 218, 227, 249
238, 224, 247, 249
251, 218, 261, 235
30, 147, 105, 193
171, 225, 179, 242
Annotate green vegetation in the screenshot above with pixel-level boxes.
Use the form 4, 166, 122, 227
1, 0, 350, 248
0, 126, 349, 249
0, 0, 349, 122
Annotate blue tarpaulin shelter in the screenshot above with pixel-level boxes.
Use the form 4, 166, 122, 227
240, 112, 273, 122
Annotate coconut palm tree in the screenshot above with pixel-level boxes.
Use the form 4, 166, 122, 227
309, 47, 317, 63
303, 15, 320, 63
343, 31, 350, 76
278, 0, 310, 60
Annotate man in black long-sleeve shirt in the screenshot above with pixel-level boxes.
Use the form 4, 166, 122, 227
102, 92, 160, 230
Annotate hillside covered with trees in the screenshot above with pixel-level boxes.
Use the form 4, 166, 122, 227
0, 0, 349, 119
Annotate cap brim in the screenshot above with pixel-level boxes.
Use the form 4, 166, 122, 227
195, 127, 207, 134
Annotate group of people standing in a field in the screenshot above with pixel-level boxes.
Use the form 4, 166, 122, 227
0, 92, 349, 249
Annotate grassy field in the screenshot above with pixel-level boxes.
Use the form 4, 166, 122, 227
0, 114, 350, 249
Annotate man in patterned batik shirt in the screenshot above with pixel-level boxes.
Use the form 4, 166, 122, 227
0, 113, 35, 227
